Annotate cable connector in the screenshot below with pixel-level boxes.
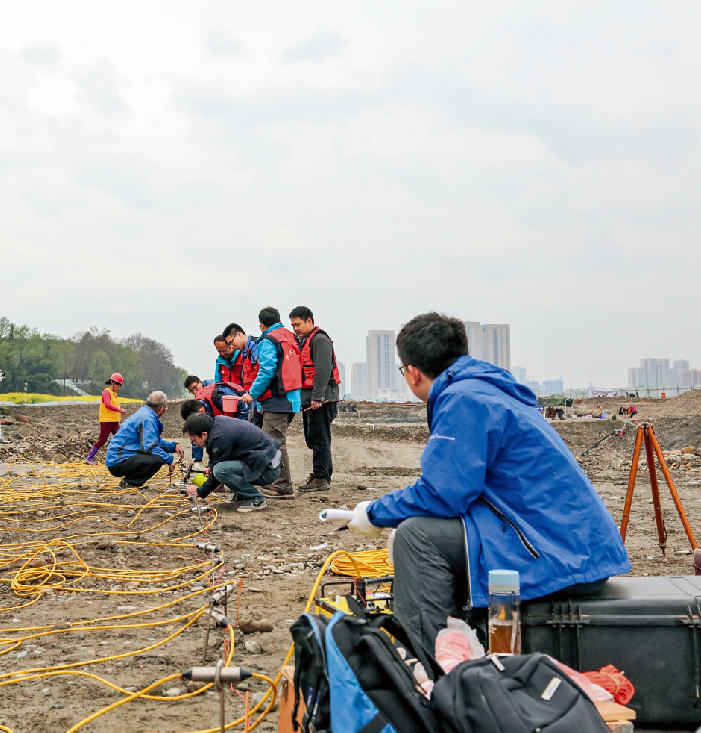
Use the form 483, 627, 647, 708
182, 666, 251, 683
206, 609, 229, 628
197, 542, 220, 553
211, 584, 235, 605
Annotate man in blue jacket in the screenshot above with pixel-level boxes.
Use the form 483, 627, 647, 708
348, 313, 631, 648
106, 391, 184, 488
241, 308, 302, 499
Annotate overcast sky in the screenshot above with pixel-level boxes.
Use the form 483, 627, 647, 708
2, 1, 700, 390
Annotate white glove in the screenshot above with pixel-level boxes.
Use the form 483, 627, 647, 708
387, 528, 396, 564
348, 501, 383, 538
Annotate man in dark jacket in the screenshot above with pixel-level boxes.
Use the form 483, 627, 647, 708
348, 313, 631, 648
290, 306, 340, 491
184, 413, 281, 513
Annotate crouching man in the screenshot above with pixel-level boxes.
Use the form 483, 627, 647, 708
184, 413, 282, 514
348, 313, 631, 649
106, 391, 184, 488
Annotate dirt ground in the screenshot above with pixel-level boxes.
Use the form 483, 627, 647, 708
1, 399, 700, 732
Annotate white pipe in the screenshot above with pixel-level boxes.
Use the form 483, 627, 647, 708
319, 508, 355, 522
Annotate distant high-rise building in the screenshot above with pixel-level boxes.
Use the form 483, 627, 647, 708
483, 324, 511, 371
628, 358, 673, 388
337, 361, 346, 398
351, 362, 368, 400
512, 366, 527, 384
366, 330, 396, 400
542, 378, 564, 394
463, 321, 511, 371
672, 360, 690, 387
683, 369, 701, 386
463, 321, 484, 361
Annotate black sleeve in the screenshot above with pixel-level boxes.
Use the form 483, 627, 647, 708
311, 334, 333, 402
197, 435, 224, 498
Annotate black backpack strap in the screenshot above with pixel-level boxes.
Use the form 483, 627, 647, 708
343, 594, 368, 619
358, 712, 390, 733
368, 614, 442, 681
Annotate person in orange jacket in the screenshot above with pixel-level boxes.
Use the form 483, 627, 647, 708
86, 373, 127, 464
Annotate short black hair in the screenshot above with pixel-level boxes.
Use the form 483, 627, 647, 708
396, 313, 468, 379
289, 306, 314, 323
258, 307, 281, 328
180, 399, 204, 420
213, 334, 227, 345
222, 323, 246, 339
184, 375, 201, 390
183, 412, 214, 437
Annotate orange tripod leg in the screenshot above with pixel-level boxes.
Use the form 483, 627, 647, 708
649, 426, 698, 550
643, 426, 667, 553
620, 425, 644, 542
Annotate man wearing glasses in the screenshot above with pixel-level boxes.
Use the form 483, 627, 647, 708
348, 313, 631, 649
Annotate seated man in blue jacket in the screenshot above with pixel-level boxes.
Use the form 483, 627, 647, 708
348, 313, 631, 648
184, 412, 282, 513
106, 391, 184, 488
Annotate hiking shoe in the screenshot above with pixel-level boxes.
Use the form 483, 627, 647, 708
119, 478, 145, 489
260, 486, 296, 500
237, 499, 267, 513
298, 474, 331, 492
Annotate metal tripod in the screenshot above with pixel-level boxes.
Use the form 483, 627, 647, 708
620, 422, 697, 554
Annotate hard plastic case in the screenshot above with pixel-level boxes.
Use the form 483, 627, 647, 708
522, 575, 701, 725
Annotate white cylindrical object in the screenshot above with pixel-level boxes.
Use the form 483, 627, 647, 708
184, 666, 250, 683
319, 508, 356, 522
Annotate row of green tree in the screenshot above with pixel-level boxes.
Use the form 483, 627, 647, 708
0, 317, 187, 400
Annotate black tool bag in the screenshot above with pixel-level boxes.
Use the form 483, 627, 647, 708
326, 596, 444, 733
431, 653, 610, 733
290, 612, 331, 733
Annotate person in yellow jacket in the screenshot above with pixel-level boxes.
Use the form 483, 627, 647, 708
86, 373, 127, 464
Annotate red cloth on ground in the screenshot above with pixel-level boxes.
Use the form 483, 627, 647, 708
93, 422, 119, 450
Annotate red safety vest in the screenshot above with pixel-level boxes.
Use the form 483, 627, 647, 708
195, 382, 244, 417
256, 327, 302, 401
233, 348, 258, 392
300, 327, 341, 390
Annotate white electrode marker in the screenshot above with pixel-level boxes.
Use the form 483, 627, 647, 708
319, 508, 356, 522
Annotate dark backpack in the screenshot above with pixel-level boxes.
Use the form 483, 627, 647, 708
290, 612, 331, 733
432, 652, 610, 733
325, 598, 443, 733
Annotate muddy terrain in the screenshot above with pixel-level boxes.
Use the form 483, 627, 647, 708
1, 397, 700, 732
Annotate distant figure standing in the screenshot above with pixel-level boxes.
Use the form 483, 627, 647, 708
86, 373, 127, 465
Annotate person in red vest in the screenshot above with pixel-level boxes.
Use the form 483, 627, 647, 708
213, 335, 236, 383
289, 305, 341, 491
222, 322, 262, 428
241, 307, 302, 500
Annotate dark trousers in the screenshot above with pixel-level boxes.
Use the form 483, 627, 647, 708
392, 516, 609, 651
261, 412, 295, 491
249, 403, 264, 429
107, 454, 165, 486
302, 401, 337, 481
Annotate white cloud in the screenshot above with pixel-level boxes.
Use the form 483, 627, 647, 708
0, 0, 700, 388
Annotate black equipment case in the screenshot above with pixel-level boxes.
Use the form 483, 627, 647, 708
522, 576, 701, 725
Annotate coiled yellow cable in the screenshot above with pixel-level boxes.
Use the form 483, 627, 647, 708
330, 548, 393, 578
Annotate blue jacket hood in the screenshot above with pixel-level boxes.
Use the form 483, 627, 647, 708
430, 356, 536, 411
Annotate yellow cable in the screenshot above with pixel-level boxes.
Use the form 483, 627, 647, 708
329, 548, 393, 578
0, 460, 382, 733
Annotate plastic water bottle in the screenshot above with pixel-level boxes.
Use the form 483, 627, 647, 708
488, 569, 521, 655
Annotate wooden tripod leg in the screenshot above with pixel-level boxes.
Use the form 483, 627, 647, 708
643, 426, 668, 553
649, 426, 698, 550
620, 425, 644, 541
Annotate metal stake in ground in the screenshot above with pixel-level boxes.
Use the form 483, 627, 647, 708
620, 422, 698, 554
